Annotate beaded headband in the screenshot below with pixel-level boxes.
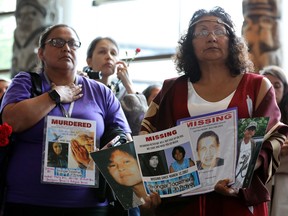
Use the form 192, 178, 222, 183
191, 18, 231, 30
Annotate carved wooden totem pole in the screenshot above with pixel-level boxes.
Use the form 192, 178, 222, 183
11, 0, 59, 78
242, 0, 282, 72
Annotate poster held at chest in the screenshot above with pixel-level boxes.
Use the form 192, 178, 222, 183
42, 116, 98, 187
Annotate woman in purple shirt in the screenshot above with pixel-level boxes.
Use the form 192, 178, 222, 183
0, 24, 131, 216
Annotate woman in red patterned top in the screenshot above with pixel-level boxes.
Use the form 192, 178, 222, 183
139, 6, 288, 216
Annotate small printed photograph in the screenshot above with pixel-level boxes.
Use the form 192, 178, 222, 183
47, 141, 68, 168
70, 132, 95, 170
165, 142, 195, 173
138, 150, 169, 177
195, 130, 224, 170
234, 117, 269, 188
91, 142, 147, 209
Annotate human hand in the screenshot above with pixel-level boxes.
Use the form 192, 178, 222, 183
141, 192, 161, 211
280, 139, 288, 156
71, 139, 91, 167
214, 179, 238, 197
52, 82, 83, 103
101, 135, 121, 150
254, 157, 263, 171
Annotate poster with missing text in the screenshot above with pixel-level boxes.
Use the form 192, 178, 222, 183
90, 124, 201, 210
177, 107, 238, 196
90, 107, 269, 209
133, 123, 201, 198
41, 116, 98, 187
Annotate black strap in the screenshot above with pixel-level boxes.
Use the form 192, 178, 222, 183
28, 72, 42, 97
0, 72, 42, 124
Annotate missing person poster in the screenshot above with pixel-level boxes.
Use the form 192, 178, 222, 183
133, 124, 201, 198
41, 116, 97, 187
90, 107, 271, 211
177, 107, 238, 196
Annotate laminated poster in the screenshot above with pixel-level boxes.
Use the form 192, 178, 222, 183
42, 116, 98, 187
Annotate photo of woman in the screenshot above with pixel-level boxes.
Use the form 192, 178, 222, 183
47, 142, 68, 168
138, 151, 169, 177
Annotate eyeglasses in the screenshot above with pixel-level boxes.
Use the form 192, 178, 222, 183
193, 29, 228, 39
45, 38, 81, 49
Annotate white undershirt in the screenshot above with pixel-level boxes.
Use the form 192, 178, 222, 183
186, 80, 254, 212
187, 79, 235, 117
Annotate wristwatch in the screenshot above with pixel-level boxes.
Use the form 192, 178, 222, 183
48, 89, 60, 104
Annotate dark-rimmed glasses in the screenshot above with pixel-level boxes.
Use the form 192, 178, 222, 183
45, 38, 81, 49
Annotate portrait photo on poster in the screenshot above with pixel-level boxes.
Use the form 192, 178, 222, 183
165, 142, 196, 173
195, 130, 224, 170
138, 150, 169, 177
47, 141, 68, 168
91, 142, 147, 209
233, 117, 269, 189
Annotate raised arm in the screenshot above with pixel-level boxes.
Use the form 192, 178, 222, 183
2, 74, 82, 132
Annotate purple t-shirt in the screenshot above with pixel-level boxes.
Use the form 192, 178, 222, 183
0, 71, 131, 207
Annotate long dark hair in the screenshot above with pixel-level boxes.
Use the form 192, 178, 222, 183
47, 142, 68, 168
101, 143, 136, 208
139, 151, 168, 176
174, 6, 254, 83
260, 65, 288, 124
172, 146, 186, 159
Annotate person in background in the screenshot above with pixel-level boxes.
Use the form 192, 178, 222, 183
139, 6, 288, 216
260, 65, 288, 216
0, 78, 11, 98
169, 146, 195, 173
85, 37, 148, 136
85, 36, 147, 216
0, 24, 132, 216
142, 84, 161, 106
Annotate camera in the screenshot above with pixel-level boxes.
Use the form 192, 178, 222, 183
83, 66, 102, 79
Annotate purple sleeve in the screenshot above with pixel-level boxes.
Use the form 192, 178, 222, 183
2, 74, 132, 208
0, 71, 33, 111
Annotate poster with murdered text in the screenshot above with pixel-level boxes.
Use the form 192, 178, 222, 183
41, 116, 97, 187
